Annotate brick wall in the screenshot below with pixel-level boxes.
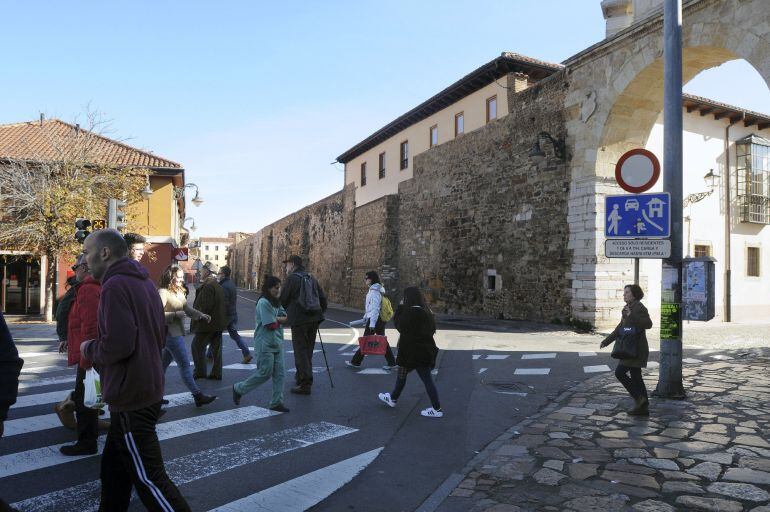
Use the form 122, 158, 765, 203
397, 73, 573, 321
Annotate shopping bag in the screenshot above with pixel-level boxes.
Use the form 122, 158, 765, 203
358, 335, 388, 355
611, 327, 639, 360
83, 367, 105, 409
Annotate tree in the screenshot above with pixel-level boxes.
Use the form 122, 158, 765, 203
0, 111, 145, 321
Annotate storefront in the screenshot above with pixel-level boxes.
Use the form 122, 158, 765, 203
1, 254, 42, 315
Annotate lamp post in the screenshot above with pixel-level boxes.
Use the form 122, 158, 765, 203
183, 217, 197, 232
528, 131, 566, 163
684, 169, 720, 256
174, 183, 204, 207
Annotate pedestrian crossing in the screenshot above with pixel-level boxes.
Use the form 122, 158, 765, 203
4, 344, 383, 511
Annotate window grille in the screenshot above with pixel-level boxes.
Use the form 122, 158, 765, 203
736, 134, 770, 224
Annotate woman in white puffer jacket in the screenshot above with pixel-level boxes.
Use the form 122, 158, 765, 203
345, 271, 397, 370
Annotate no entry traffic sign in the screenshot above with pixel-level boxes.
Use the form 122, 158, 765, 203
615, 148, 660, 193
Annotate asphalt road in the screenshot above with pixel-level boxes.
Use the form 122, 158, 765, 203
1, 288, 742, 511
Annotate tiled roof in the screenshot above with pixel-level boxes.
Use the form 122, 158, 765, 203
0, 119, 182, 169
683, 93, 770, 130
199, 237, 234, 243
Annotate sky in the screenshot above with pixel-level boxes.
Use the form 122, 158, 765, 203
1, 1, 767, 237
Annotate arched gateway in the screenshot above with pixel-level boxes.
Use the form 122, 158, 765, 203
564, 0, 770, 328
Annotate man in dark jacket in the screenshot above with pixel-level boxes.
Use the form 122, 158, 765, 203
81, 229, 190, 511
191, 262, 227, 380
217, 265, 252, 364
279, 255, 327, 395
0, 311, 23, 439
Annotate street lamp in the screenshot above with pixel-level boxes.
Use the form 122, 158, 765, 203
174, 183, 204, 207
183, 217, 197, 232
683, 169, 720, 206
141, 175, 153, 200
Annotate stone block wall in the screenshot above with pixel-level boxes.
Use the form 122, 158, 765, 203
396, 74, 573, 322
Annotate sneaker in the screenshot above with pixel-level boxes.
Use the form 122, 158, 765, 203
161, 398, 170, 405
382, 365, 397, 371
270, 403, 290, 413
194, 393, 217, 407
345, 361, 360, 368
232, 385, 242, 406
59, 442, 98, 456
242, 354, 254, 364
420, 407, 444, 418
378, 392, 396, 408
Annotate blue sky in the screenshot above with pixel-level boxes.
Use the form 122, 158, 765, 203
1, 1, 767, 236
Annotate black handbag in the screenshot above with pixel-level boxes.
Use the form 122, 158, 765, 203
611, 326, 639, 359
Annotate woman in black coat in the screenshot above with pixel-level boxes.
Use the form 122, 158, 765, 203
600, 284, 653, 416
377, 287, 442, 418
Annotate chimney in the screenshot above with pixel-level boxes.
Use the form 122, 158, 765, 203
39, 113, 44, 126
601, 0, 633, 38
75, 123, 80, 135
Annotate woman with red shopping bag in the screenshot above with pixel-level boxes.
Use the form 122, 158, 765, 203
345, 271, 397, 370
378, 287, 442, 418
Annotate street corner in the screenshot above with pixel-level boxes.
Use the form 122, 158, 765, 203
435, 356, 770, 512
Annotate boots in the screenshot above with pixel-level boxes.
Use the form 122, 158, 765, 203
54, 393, 76, 430
628, 396, 649, 416
194, 392, 217, 407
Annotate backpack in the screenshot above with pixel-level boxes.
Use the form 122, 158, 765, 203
295, 272, 321, 313
379, 294, 394, 322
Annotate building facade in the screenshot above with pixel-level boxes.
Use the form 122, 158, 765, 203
230, 0, 769, 328
0, 118, 188, 314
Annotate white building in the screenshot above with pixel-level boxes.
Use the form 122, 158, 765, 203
193, 236, 234, 267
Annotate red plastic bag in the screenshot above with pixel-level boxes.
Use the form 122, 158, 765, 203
358, 335, 388, 355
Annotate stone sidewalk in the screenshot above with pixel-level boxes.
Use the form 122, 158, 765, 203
434, 357, 770, 512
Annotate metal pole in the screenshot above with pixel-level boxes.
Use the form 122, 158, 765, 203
655, 0, 685, 398
634, 258, 640, 285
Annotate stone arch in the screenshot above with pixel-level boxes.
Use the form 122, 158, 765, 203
564, 0, 770, 327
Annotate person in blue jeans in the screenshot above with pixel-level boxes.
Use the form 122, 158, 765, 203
158, 265, 216, 407
215, 266, 253, 364
232, 275, 289, 412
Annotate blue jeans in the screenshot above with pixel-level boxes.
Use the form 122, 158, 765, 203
162, 335, 201, 395
234, 349, 285, 408
209, 317, 251, 357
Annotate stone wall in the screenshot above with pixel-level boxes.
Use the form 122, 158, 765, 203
396, 73, 573, 322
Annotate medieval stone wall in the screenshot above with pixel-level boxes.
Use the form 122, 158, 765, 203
396, 74, 573, 322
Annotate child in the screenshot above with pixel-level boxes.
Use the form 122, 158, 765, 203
378, 287, 442, 418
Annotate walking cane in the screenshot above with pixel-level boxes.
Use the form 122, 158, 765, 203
316, 327, 334, 388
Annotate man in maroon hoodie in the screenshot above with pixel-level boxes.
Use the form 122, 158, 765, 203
81, 229, 190, 512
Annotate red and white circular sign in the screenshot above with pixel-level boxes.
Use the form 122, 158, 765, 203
615, 148, 660, 193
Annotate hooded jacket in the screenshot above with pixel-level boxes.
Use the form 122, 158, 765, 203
363, 283, 385, 329
81, 258, 166, 413
66, 275, 100, 368
393, 305, 438, 368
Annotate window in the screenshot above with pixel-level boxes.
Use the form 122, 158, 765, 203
694, 245, 711, 258
430, 125, 438, 148
360, 162, 367, 187
736, 135, 770, 224
215, 245, 219, 251
455, 112, 464, 137
205, 245, 209, 251
748, 247, 761, 277
400, 141, 409, 170
215, 255, 219, 261
486, 96, 497, 123
379, 152, 386, 179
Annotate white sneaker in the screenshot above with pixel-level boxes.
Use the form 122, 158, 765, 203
420, 407, 443, 418
382, 365, 396, 371
378, 392, 396, 408
345, 361, 360, 368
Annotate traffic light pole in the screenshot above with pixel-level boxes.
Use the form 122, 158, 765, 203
654, 0, 685, 399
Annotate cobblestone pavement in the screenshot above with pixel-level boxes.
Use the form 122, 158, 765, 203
435, 357, 770, 512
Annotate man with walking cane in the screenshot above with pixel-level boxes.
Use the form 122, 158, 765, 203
279, 255, 328, 395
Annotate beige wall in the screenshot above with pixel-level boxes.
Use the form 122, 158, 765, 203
199, 240, 232, 265
344, 80, 509, 206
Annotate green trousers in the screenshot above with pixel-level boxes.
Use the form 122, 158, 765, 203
234, 350, 285, 408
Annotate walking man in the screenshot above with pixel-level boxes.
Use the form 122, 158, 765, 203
191, 262, 227, 380
0, 311, 23, 439
279, 255, 327, 395
218, 265, 253, 364
81, 229, 190, 511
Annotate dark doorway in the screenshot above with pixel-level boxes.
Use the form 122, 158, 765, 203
1, 255, 41, 315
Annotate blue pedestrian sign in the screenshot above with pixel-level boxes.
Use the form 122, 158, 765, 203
605, 192, 670, 238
